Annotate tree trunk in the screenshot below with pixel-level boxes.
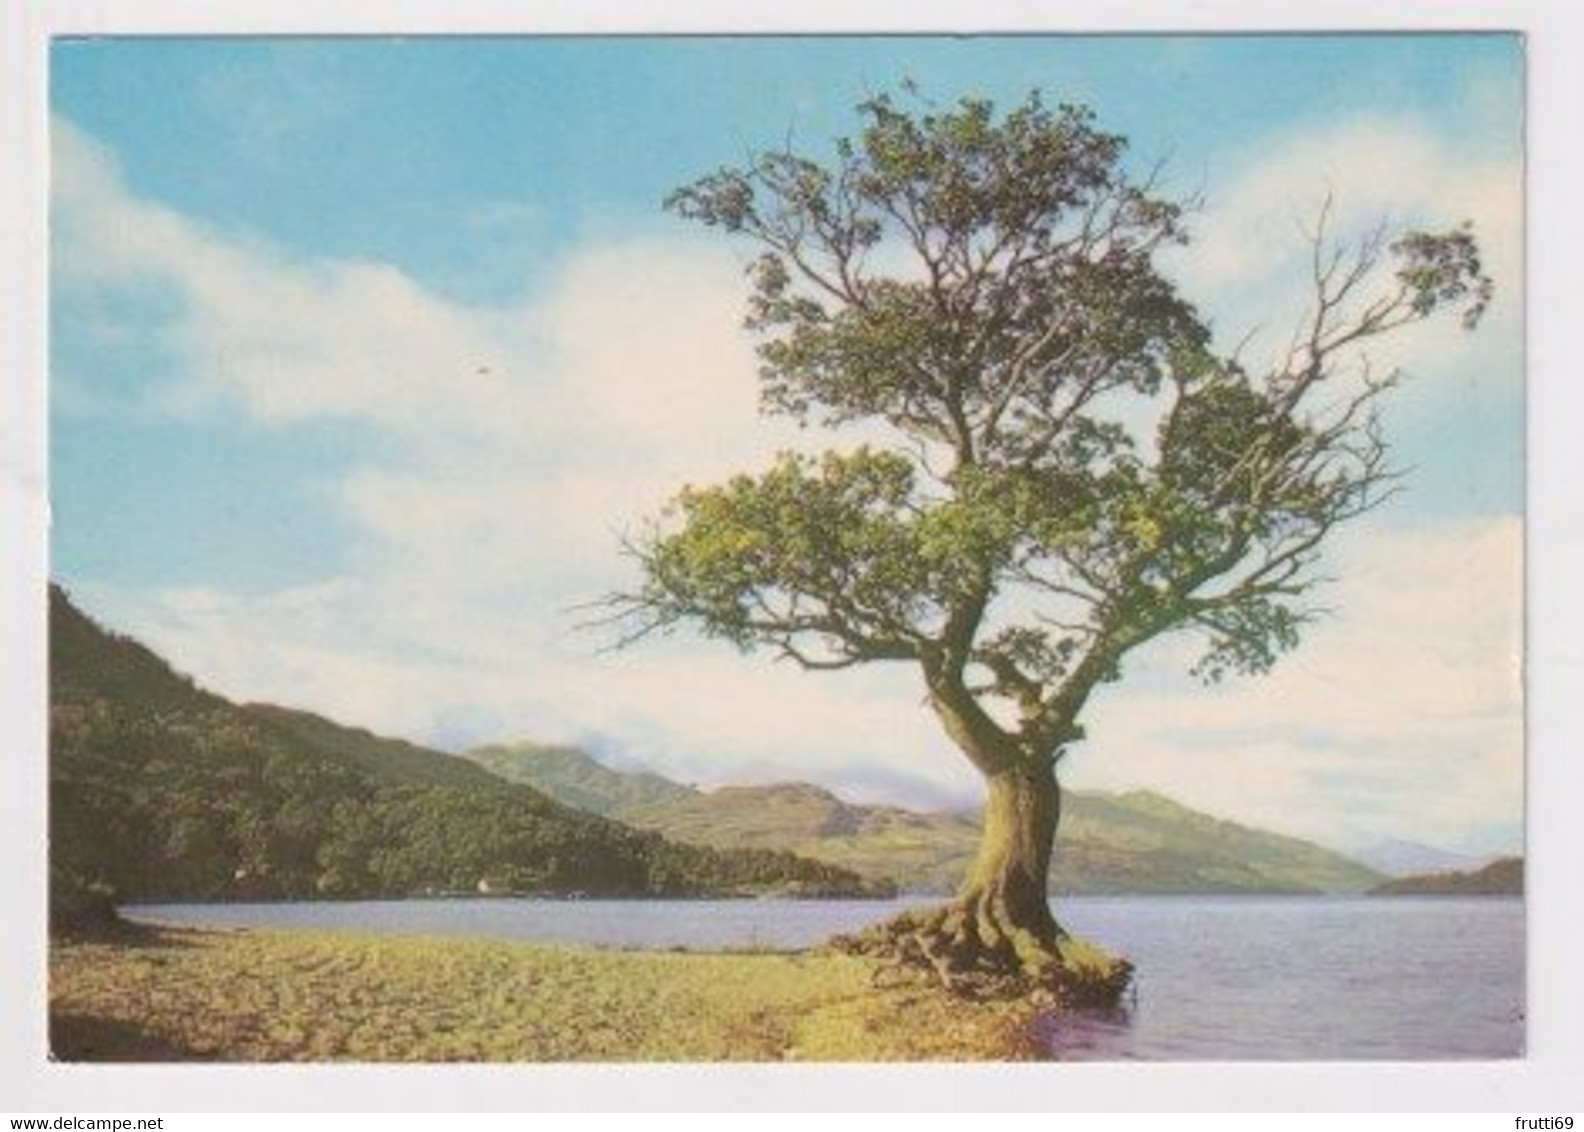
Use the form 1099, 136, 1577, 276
828, 755, 1132, 1004
919, 665, 1063, 948
953, 760, 1062, 957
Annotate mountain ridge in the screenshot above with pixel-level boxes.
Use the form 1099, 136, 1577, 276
1350, 837, 1494, 878
462, 742, 1385, 895
467, 741, 696, 814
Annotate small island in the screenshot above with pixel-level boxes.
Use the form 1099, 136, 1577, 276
1370, 857, 1524, 897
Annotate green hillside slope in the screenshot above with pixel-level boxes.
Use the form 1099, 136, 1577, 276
1055, 790, 1382, 895
48, 586, 887, 923
465, 743, 1383, 895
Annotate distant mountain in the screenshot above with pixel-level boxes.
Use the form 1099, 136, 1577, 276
468, 742, 696, 815
1370, 857, 1523, 896
48, 585, 887, 925
462, 745, 1384, 895
1351, 838, 1492, 878
620, 781, 984, 892
1052, 789, 1382, 895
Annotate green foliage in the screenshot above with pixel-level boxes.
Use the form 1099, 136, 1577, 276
640, 449, 949, 654
1394, 221, 1493, 327
49, 587, 888, 906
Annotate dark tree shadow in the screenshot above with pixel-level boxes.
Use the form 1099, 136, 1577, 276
49, 1012, 208, 1063
53, 920, 207, 949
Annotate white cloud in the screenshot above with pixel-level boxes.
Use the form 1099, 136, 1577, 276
55, 121, 521, 438
54, 112, 1524, 854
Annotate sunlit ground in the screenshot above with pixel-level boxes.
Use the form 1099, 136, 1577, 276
50, 926, 1042, 1062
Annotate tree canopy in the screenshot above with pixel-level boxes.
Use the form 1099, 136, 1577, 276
615, 89, 1491, 783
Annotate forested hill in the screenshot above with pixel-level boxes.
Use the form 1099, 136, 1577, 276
48, 586, 888, 921
466, 743, 1385, 895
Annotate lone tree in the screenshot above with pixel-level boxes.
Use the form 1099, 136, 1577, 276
607, 90, 1490, 999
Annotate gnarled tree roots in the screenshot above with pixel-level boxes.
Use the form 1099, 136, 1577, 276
827, 901, 1133, 1008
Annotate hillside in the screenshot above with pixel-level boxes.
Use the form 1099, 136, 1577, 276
48, 586, 887, 922
1370, 857, 1523, 896
464, 744, 1383, 895
1054, 789, 1382, 895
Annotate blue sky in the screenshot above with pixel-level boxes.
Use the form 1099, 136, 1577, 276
50, 35, 1524, 854
53, 36, 1521, 302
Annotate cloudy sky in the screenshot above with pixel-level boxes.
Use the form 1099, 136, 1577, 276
50, 34, 1523, 856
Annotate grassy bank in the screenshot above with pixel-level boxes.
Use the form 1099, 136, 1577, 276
50, 926, 1044, 1062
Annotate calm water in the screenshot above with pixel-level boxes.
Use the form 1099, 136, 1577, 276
122, 895, 1523, 1060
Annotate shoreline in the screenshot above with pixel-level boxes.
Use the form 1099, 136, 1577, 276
49, 923, 1048, 1063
